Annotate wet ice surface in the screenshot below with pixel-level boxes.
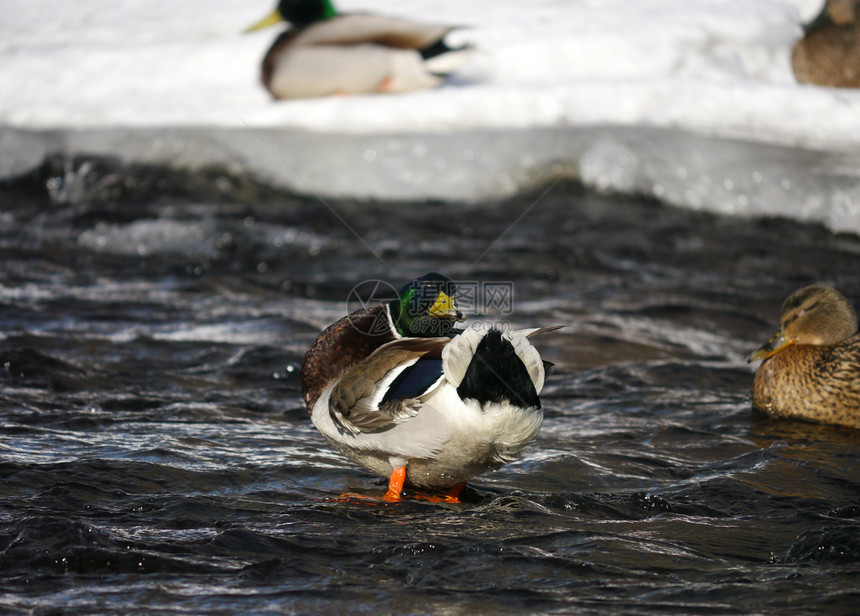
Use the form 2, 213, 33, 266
0, 158, 859, 615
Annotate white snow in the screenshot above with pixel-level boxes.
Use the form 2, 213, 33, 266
1, 0, 859, 233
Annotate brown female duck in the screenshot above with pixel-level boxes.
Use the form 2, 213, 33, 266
792, 0, 860, 88
748, 285, 860, 429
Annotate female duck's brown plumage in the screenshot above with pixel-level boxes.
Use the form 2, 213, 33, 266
748, 285, 860, 429
792, 0, 860, 88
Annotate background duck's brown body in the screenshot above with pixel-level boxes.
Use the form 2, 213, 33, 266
792, 0, 860, 88
753, 334, 860, 428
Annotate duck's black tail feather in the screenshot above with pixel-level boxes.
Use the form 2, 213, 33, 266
420, 39, 471, 61
420, 38, 474, 77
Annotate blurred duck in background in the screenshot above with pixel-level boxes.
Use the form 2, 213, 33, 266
246, 0, 473, 99
792, 0, 860, 87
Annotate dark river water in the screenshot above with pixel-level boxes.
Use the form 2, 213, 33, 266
1, 156, 858, 615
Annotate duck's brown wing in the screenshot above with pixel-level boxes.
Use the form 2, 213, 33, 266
328, 337, 448, 434
825, 337, 860, 413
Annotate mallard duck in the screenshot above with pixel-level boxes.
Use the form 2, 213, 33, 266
792, 0, 860, 88
748, 285, 860, 429
246, 0, 473, 100
300, 273, 557, 501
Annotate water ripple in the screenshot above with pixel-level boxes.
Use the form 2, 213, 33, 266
0, 159, 858, 614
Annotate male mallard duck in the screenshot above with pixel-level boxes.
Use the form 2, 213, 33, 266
300, 273, 557, 501
748, 285, 860, 429
792, 0, 860, 88
246, 0, 473, 99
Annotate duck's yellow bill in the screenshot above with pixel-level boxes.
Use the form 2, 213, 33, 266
244, 9, 284, 33
748, 329, 795, 363
428, 292, 465, 321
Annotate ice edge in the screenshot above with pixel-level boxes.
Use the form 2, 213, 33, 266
2, 124, 859, 236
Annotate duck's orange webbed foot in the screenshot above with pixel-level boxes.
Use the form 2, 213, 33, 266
383, 466, 407, 502
329, 471, 465, 505
376, 76, 395, 93
328, 493, 388, 505
409, 481, 467, 504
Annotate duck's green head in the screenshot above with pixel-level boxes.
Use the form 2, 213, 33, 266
245, 0, 337, 31
389, 273, 466, 338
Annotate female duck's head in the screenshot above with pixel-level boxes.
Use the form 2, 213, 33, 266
748, 285, 858, 362
804, 0, 858, 33
390, 273, 465, 338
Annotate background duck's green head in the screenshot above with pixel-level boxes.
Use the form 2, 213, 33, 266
245, 0, 337, 31
389, 273, 465, 338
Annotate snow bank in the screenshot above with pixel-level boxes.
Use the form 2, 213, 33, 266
1, 0, 858, 233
